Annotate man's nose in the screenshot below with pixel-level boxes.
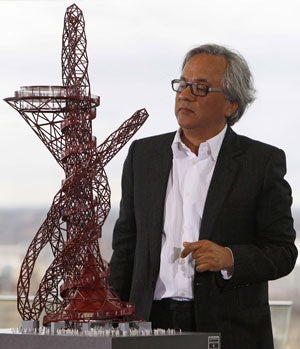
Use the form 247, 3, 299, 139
178, 85, 195, 100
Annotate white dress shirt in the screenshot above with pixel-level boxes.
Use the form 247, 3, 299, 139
153, 125, 227, 300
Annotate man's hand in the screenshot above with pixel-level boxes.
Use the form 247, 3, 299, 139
181, 240, 234, 272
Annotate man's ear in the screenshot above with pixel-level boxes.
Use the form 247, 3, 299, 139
225, 101, 238, 118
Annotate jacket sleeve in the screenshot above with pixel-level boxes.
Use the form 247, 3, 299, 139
109, 141, 137, 301
228, 147, 298, 286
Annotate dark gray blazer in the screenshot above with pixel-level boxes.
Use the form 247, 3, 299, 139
110, 127, 298, 349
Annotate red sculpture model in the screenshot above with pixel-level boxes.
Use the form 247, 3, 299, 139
5, 3, 148, 326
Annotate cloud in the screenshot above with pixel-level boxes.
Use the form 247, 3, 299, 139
1, 0, 300, 207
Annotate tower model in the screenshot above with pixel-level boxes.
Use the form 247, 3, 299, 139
5, 3, 148, 326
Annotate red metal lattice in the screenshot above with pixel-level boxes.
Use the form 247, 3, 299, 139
4, 4, 148, 325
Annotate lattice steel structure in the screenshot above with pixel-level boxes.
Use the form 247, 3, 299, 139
4, 4, 148, 325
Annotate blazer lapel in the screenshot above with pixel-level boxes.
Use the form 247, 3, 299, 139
148, 133, 174, 202
146, 133, 174, 275
200, 127, 243, 240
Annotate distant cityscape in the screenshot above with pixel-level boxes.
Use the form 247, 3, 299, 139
0, 206, 299, 295
0, 207, 299, 347
0, 207, 119, 294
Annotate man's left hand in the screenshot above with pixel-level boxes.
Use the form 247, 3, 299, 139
181, 240, 234, 272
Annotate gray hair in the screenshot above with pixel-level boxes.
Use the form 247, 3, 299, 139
182, 44, 256, 125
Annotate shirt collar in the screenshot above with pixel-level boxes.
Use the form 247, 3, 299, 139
172, 124, 227, 161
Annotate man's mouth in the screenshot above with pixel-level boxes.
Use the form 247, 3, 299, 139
178, 106, 193, 113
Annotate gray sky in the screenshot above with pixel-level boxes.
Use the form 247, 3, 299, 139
1, 0, 300, 209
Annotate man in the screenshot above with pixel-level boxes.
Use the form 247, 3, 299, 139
109, 44, 298, 348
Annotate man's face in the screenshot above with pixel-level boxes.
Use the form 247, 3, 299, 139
175, 53, 237, 138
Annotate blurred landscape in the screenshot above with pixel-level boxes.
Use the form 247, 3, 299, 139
0, 207, 299, 348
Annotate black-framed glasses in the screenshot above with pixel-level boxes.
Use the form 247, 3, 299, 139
171, 79, 223, 97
